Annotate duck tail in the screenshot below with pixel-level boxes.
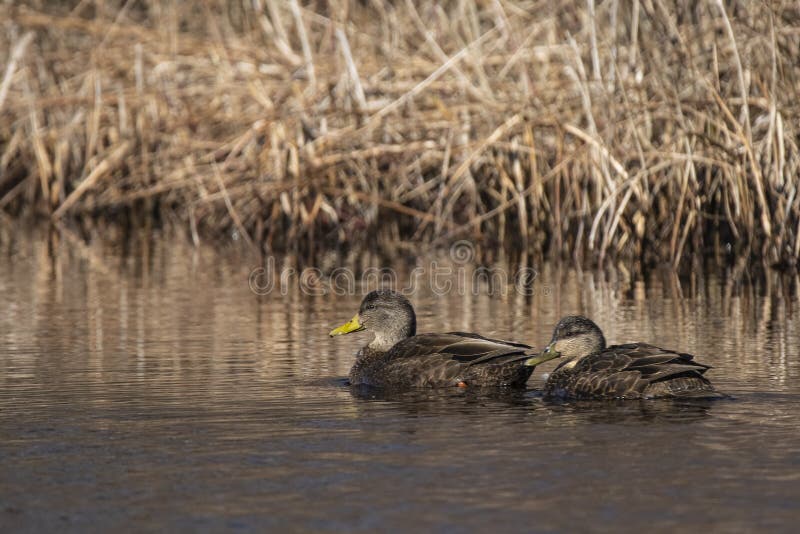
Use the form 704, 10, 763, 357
646, 376, 727, 399
669, 388, 728, 400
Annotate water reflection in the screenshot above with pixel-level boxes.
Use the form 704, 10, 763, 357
348, 383, 717, 425
1, 226, 800, 531
541, 398, 718, 425
348, 383, 533, 408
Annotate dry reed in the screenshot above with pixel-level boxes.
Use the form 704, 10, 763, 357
1, 1, 799, 269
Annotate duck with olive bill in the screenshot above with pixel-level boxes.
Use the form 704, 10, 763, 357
525, 316, 724, 400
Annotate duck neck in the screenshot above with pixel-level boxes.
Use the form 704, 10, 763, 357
366, 318, 416, 352
559, 354, 588, 371
558, 332, 607, 369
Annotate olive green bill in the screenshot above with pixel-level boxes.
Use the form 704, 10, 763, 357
329, 314, 365, 337
524, 342, 561, 367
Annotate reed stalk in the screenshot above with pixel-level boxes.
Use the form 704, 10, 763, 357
1, 1, 798, 269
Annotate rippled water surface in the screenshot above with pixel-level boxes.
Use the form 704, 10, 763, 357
2, 232, 799, 532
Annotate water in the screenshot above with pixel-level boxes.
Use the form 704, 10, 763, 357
2, 232, 799, 532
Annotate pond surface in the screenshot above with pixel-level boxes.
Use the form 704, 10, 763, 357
2, 231, 799, 532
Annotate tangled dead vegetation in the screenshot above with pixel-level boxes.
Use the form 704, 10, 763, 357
1, 1, 799, 269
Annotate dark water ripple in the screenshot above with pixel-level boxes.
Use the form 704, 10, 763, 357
1, 235, 799, 532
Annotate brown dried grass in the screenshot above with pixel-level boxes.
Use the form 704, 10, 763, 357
1, 1, 799, 269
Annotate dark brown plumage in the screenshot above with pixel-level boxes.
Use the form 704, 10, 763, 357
330, 290, 536, 388
530, 316, 722, 400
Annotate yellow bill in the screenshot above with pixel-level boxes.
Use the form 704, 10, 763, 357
329, 314, 365, 337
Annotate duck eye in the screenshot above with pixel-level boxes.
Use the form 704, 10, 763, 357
364, 303, 376, 310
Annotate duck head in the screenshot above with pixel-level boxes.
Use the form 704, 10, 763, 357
525, 315, 606, 367
329, 290, 417, 351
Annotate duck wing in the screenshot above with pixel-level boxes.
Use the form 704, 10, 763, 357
388, 333, 533, 364
556, 343, 714, 398
606, 343, 712, 381
380, 333, 535, 387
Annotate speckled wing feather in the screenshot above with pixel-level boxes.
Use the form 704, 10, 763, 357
386, 333, 532, 362
547, 343, 715, 399
357, 333, 535, 388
